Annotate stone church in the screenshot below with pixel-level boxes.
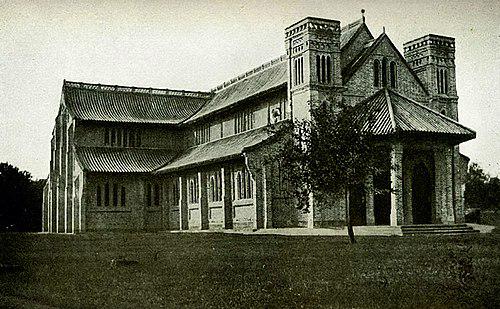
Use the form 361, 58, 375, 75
42, 14, 475, 233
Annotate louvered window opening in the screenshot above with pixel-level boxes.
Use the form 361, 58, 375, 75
293, 56, 304, 86
316, 54, 332, 84
194, 124, 211, 145
234, 110, 254, 134
436, 68, 449, 94
96, 182, 126, 207
104, 128, 141, 148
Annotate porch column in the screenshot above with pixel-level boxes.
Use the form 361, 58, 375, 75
252, 166, 266, 230
263, 165, 272, 228
365, 174, 375, 225
390, 142, 404, 226
444, 148, 455, 223
199, 172, 209, 230
221, 166, 233, 229
453, 146, 465, 223
178, 176, 188, 230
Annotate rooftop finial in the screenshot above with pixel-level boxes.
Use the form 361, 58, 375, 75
383, 26, 386, 33
361, 9, 365, 23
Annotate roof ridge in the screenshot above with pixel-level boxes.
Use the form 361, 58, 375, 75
341, 18, 364, 31
210, 54, 287, 92
385, 88, 398, 132
63, 80, 213, 99
387, 89, 476, 134
75, 145, 174, 151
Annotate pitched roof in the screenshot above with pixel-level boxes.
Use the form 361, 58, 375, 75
341, 33, 429, 96
63, 81, 211, 124
75, 147, 177, 173
357, 88, 475, 141
156, 126, 273, 173
185, 56, 288, 123
340, 18, 365, 50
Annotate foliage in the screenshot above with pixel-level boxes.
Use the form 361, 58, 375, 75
270, 101, 380, 212
464, 163, 500, 210
0, 162, 45, 232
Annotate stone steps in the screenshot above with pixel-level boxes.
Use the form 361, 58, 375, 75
401, 224, 479, 236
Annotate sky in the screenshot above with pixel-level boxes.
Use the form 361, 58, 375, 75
1, 0, 499, 179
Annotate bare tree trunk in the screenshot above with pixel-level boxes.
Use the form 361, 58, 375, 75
346, 188, 356, 244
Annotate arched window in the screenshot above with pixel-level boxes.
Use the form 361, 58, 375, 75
321, 55, 326, 84
121, 186, 126, 207
146, 183, 152, 207
390, 61, 397, 88
110, 129, 116, 146
440, 69, 444, 94
104, 128, 110, 146
373, 59, 380, 87
316, 55, 321, 83
96, 186, 102, 207
326, 56, 331, 83
237, 172, 242, 200
210, 176, 215, 202
113, 184, 118, 207
104, 182, 110, 207
116, 130, 122, 147
382, 58, 388, 87
135, 130, 141, 147
444, 70, 448, 94
436, 68, 440, 93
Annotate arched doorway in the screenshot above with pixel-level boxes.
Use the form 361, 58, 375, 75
349, 184, 366, 226
412, 162, 433, 224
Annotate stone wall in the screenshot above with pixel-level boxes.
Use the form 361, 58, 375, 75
344, 36, 428, 107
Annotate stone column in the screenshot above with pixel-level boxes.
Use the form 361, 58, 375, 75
390, 142, 404, 226
453, 146, 465, 223
365, 174, 375, 225
221, 166, 233, 229
444, 148, 455, 223
199, 172, 209, 230
263, 165, 273, 229
79, 175, 86, 233
252, 166, 265, 230
178, 176, 188, 230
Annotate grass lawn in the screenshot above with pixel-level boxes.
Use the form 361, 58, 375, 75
0, 231, 499, 308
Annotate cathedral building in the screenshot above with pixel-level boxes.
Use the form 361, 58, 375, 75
42, 14, 475, 233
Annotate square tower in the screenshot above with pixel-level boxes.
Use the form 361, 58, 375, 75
404, 34, 458, 120
285, 17, 343, 120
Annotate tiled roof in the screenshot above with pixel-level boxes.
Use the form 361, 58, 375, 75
156, 126, 273, 173
185, 56, 288, 123
63, 81, 211, 124
340, 18, 364, 50
76, 147, 177, 173
357, 89, 475, 141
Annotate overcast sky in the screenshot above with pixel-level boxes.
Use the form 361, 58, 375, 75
1, 0, 499, 179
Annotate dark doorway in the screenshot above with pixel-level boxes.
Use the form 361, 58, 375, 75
374, 171, 391, 225
412, 162, 433, 224
349, 184, 366, 226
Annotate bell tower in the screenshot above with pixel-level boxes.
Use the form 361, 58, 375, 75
404, 34, 458, 120
285, 17, 343, 121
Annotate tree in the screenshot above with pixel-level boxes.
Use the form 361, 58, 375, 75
271, 101, 381, 243
0, 162, 45, 232
464, 163, 500, 211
